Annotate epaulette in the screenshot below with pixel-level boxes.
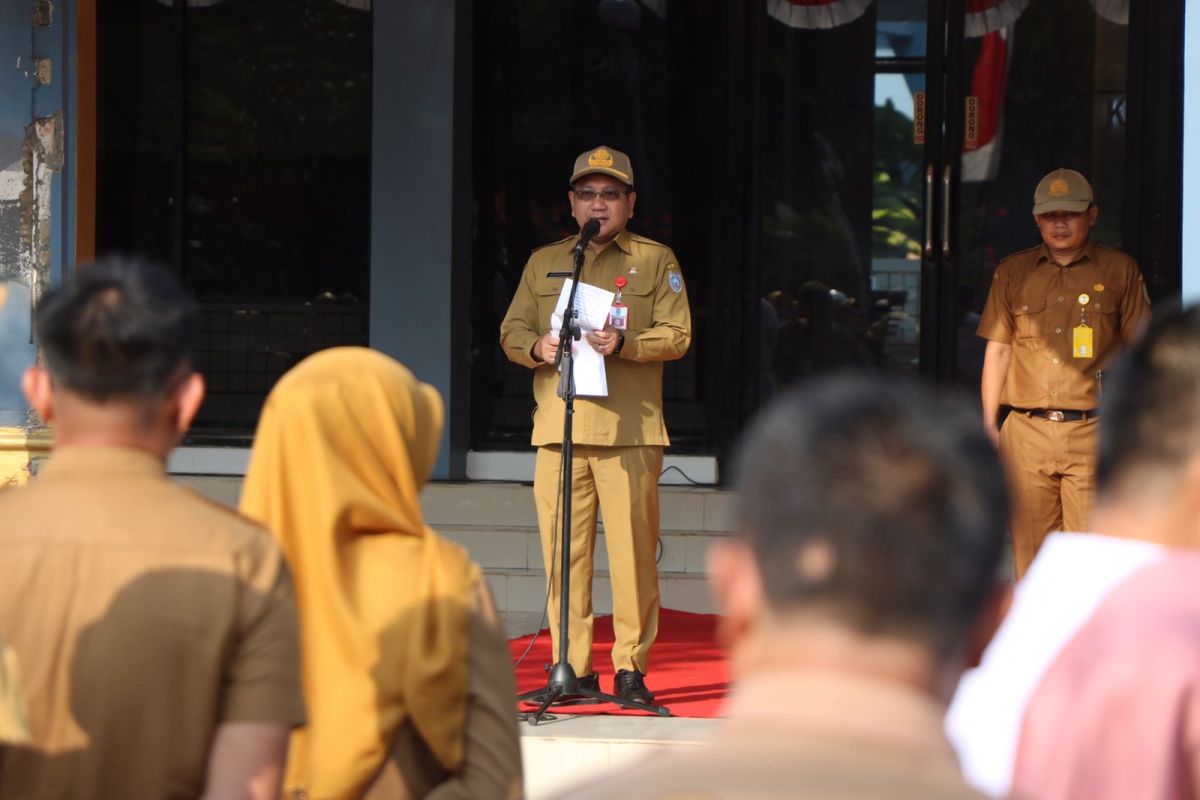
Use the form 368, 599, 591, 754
531, 235, 575, 255
627, 233, 669, 250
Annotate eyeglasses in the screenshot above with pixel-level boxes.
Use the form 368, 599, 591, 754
572, 187, 628, 202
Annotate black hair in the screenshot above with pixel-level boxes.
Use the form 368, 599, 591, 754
732, 372, 1007, 657
34, 255, 198, 402
1099, 303, 1200, 493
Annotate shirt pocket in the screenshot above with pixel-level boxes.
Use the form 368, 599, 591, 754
621, 275, 656, 331
1012, 296, 1048, 340
1085, 293, 1120, 348
535, 281, 565, 330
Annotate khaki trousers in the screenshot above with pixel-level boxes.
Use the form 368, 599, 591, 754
533, 444, 663, 677
999, 411, 1098, 578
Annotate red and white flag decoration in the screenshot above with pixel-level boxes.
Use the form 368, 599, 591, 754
1089, 0, 1128, 26
964, 0, 1028, 37
961, 0, 1028, 182
766, 0, 873, 30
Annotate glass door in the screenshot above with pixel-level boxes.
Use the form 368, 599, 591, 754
754, 0, 934, 399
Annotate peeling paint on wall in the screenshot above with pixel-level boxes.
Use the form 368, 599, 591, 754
20, 112, 62, 309
1, 4, 59, 430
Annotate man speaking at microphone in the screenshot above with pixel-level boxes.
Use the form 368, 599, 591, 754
501, 145, 692, 705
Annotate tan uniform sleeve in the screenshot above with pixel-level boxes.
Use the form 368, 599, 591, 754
222, 547, 306, 726
1119, 261, 1152, 346
621, 248, 692, 363
425, 571, 523, 800
500, 260, 545, 369
976, 265, 1014, 344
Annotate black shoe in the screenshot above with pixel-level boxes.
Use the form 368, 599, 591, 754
614, 669, 655, 705
554, 672, 600, 704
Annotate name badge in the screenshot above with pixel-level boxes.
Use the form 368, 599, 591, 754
608, 304, 628, 330
1073, 324, 1093, 359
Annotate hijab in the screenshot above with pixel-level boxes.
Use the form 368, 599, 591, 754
240, 347, 473, 798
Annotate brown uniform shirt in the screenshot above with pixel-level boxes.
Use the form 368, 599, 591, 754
0, 446, 305, 799
0, 637, 30, 746
558, 670, 987, 800
499, 229, 692, 447
363, 573, 522, 800
977, 242, 1151, 410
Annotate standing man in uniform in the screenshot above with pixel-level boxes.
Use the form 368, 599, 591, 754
500, 146, 692, 705
0, 257, 305, 799
978, 168, 1151, 577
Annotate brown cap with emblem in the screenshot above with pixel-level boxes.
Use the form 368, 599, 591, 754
1033, 168, 1094, 214
570, 145, 635, 188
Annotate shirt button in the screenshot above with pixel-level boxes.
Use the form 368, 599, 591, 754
1021, 305, 1028, 311
1050, 390, 1058, 396
1055, 327, 1063, 333
1052, 358, 1060, 364
1058, 296, 1064, 302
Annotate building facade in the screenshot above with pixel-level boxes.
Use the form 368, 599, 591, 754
0, 0, 1193, 484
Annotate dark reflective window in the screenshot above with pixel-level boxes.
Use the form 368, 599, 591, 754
97, 0, 371, 433
470, 0, 709, 451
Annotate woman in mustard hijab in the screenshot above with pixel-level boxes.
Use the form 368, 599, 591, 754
241, 348, 522, 799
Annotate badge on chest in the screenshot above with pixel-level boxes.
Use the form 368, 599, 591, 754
609, 276, 628, 330
1073, 293, 1093, 359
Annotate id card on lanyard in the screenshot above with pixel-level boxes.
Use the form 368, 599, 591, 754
609, 276, 628, 330
1073, 293, 1093, 359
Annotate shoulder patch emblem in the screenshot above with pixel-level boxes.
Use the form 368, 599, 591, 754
669, 272, 683, 294
1093, 283, 1105, 292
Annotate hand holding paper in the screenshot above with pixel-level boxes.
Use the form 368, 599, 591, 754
550, 279, 615, 397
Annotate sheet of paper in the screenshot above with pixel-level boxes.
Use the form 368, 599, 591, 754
554, 279, 616, 332
548, 279, 615, 397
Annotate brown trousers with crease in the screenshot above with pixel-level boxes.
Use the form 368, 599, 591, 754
533, 444, 663, 677
999, 411, 1098, 578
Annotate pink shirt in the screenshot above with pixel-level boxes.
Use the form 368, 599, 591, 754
948, 533, 1200, 799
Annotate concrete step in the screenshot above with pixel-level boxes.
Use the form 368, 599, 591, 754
519, 716, 715, 799
434, 524, 727, 575
173, 476, 730, 614
418, 482, 738, 535
485, 566, 714, 616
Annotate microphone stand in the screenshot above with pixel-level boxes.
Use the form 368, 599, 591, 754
517, 233, 670, 724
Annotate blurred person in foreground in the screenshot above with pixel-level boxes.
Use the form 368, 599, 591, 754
0, 256, 304, 798
949, 304, 1200, 800
562, 373, 1008, 799
240, 347, 523, 799
0, 637, 31, 773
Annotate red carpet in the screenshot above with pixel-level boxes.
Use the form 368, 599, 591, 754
510, 610, 730, 718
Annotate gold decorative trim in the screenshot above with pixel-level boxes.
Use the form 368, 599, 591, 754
0, 426, 53, 453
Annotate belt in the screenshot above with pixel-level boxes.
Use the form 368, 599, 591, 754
1012, 408, 1099, 422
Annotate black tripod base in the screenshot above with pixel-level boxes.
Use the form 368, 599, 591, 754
517, 663, 671, 725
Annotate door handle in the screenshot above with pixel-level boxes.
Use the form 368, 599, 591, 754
941, 164, 953, 260
923, 165, 935, 260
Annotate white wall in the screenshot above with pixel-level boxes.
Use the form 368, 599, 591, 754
1184, 1, 1200, 301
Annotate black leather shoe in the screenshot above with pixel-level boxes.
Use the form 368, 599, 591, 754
554, 672, 600, 704
614, 669, 655, 705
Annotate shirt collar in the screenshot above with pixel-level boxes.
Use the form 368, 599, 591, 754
38, 445, 167, 479
609, 229, 633, 256
1037, 240, 1097, 268
720, 667, 961, 770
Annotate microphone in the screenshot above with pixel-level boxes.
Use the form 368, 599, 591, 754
572, 219, 602, 256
